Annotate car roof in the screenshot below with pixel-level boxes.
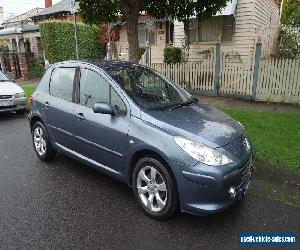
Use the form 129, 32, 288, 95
52, 60, 145, 72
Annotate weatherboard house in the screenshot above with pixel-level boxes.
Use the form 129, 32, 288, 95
116, 0, 281, 63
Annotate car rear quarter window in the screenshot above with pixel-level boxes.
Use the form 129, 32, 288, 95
50, 67, 76, 102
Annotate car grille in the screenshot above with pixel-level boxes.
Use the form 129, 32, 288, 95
237, 157, 252, 190
0, 95, 12, 99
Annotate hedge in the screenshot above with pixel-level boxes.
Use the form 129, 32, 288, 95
28, 57, 45, 79
163, 47, 182, 64
39, 21, 105, 64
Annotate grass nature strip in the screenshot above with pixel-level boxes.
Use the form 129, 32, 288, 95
223, 108, 300, 171
22, 85, 36, 109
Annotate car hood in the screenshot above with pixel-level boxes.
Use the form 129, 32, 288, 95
0, 82, 24, 95
141, 103, 244, 148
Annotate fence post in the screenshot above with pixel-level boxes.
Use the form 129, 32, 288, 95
252, 38, 262, 100
214, 39, 221, 96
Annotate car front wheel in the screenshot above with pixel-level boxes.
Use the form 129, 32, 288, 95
133, 157, 178, 220
32, 121, 56, 161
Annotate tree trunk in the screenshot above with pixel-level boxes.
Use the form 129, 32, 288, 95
121, 0, 140, 63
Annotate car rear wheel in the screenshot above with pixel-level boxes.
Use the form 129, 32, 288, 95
32, 121, 56, 161
133, 157, 178, 220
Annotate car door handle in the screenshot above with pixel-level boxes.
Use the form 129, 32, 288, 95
45, 101, 50, 108
75, 113, 85, 121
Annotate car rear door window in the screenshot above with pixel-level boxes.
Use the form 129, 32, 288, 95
50, 68, 76, 102
80, 68, 127, 115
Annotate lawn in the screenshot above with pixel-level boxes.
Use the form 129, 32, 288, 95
22, 85, 37, 108
223, 108, 300, 171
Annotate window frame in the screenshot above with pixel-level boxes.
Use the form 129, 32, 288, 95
190, 15, 235, 44
49, 66, 78, 103
76, 67, 128, 117
138, 24, 157, 46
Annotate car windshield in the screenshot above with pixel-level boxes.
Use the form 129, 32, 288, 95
0, 71, 10, 82
107, 66, 193, 111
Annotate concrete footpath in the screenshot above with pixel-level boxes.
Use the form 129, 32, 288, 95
196, 95, 300, 115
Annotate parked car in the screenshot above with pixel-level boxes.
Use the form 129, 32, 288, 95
0, 70, 27, 114
28, 61, 255, 220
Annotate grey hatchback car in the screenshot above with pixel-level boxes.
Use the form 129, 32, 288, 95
28, 61, 255, 220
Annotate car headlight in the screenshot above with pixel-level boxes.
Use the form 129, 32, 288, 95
14, 92, 25, 98
174, 136, 233, 166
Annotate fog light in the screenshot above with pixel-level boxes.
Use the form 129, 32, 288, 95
228, 186, 237, 199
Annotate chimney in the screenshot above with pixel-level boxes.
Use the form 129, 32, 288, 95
45, 0, 52, 8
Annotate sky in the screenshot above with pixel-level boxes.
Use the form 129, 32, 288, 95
0, 0, 61, 20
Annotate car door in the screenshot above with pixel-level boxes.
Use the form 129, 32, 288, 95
73, 67, 130, 173
43, 66, 78, 151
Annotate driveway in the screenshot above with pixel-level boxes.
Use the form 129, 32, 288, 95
0, 115, 299, 249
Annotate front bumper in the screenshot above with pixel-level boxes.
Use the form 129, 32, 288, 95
0, 97, 27, 113
170, 156, 252, 215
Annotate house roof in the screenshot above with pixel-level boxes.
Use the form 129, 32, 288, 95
3, 8, 44, 25
22, 24, 39, 33
31, 0, 79, 19
216, 0, 237, 16
0, 27, 22, 36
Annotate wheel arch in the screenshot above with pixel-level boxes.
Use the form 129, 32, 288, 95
29, 115, 44, 131
127, 149, 178, 191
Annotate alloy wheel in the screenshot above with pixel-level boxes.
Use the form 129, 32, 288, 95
136, 166, 168, 213
33, 126, 47, 156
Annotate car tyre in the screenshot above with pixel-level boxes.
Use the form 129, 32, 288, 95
133, 157, 178, 220
32, 121, 56, 161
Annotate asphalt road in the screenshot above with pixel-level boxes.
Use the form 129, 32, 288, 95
0, 114, 299, 249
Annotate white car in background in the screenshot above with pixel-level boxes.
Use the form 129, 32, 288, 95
0, 71, 27, 114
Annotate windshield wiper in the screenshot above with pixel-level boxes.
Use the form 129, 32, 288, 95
169, 98, 197, 111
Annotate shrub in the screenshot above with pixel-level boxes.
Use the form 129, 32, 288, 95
39, 21, 105, 63
278, 25, 300, 59
163, 47, 182, 64
0, 46, 9, 52
139, 47, 146, 59
28, 57, 45, 79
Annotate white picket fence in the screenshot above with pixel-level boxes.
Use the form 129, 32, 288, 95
256, 59, 300, 104
146, 57, 300, 105
147, 59, 215, 91
219, 54, 254, 95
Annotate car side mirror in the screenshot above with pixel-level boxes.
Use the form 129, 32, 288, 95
93, 102, 115, 115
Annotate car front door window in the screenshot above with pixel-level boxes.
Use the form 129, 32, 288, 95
80, 69, 109, 108
80, 68, 127, 116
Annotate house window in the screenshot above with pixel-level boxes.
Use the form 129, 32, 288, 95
188, 19, 198, 43
194, 15, 235, 43
221, 15, 235, 42
166, 21, 174, 44
138, 24, 156, 45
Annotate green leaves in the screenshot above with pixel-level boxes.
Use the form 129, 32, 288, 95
163, 47, 182, 64
39, 21, 105, 64
282, 0, 300, 26
77, 0, 230, 24
144, 0, 228, 22
78, 0, 121, 24
279, 25, 300, 59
